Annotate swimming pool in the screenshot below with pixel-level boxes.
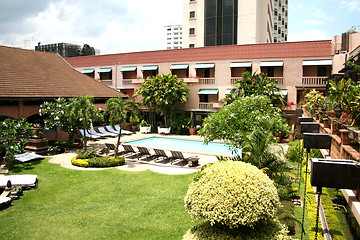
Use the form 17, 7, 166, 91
125, 137, 239, 156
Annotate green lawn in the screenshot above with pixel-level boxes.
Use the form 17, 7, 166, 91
0, 159, 199, 240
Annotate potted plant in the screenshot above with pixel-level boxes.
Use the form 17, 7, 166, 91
130, 115, 139, 132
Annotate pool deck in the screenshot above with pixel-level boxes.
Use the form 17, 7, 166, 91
49, 132, 219, 175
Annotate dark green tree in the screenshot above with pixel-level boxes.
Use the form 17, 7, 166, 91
134, 73, 189, 127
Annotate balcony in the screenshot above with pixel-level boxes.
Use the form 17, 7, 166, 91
122, 79, 133, 85
183, 77, 199, 83
302, 77, 328, 87
199, 78, 215, 85
231, 77, 242, 85
199, 103, 214, 110
272, 77, 284, 85
132, 78, 145, 84
100, 80, 112, 87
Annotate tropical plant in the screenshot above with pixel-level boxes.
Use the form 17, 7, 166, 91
172, 114, 191, 135
67, 95, 102, 149
224, 71, 284, 106
199, 95, 289, 150
105, 96, 137, 158
0, 118, 34, 166
134, 73, 189, 127
329, 78, 358, 111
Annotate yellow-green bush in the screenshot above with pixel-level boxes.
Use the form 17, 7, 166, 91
183, 219, 289, 240
71, 157, 89, 167
184, 161, 280, 228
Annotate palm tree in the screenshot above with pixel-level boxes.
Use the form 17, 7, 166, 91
68, 95, 101, 149
105, 96, 136, 158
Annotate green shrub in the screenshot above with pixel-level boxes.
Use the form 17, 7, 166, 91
71, 156, 125, 168
184, 161, 280, 228
76, 148, 97, 159
87, 156, 125, 168
71, 157, 89, 167
183, 219, 289, 240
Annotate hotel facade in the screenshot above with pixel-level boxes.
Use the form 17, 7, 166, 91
66, 33, 360, 113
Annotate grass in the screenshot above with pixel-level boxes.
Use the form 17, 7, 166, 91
0, 159, 200, 240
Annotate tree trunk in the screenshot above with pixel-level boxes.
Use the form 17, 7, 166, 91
82, 129, 87, 150
114, 127, 121, 158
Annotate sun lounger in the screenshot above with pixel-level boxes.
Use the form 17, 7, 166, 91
0, 175, 38, 188
104, 143, 127, 156
87, 129, 108, 138
97, 127, 118, 137
105, 125, 119, 134
79, 129, 101, 139
170, 151, 199, 167
122, 145, 143, 158
0, 196, 11, 208
114, 125, 133, 135
136, 147, 156, 161
14, 152, 45, 163
153, 149, 172, 164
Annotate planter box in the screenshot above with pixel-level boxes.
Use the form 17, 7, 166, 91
303, 133, 331, 149
140, 126, 151, 134
300, 122, 320, 134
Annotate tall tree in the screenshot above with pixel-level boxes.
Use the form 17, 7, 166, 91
134, 73, 189, 127
105, 96, 136, 158
68, 95, 102, 149
224, 71, 284, 105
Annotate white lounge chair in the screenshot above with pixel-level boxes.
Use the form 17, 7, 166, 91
158, 127, 171, 135
114, 125, 133, 135
0, 196, 11, 206
0, 175, 38, 188
87, 129, 108, 138
97, 127, 118, 137
79, 129, 100, 139
14, 152, 45, 163
105, 125, 119, 134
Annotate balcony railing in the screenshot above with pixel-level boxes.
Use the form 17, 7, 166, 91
122, 79, 133, 85
199, 78, 215, 84
132, 78, 145, 84
302, 77, 328, 86
183, 77, 199, 83
231, 77, 243, 85
272, 77, 284, 85
199, 102, 214, 110
100, 80, 112, 87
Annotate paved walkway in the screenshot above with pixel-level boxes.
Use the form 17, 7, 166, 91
48, 133, 218, 175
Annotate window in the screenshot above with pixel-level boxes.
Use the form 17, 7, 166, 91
167, 28, 171, 31
190, 11, 195, 18
318, 66, 327, 77
190, 0, 196, 1
285, 36, 287, 41
204, 69, 210, 78
274, 38, 277, 43
189, 28, 195, 35
281, 32, 284, 37
174, 33, 178, 35
278, 15, 281, 21
278, 29, 281, 34
274, 10, 278, 16
285, 24, 287, 29
267, 67, 275, 77
274, 25, 277, 30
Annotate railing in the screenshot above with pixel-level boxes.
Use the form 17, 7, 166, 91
132, 78, 145, 84
183, 77, 199, 83
122, 79, 133, 85
302, 77, 328, 86
199, 78, 215, 84
199, 103, 214, 110
100, 80, 112, 87
231, 77, 243, 85
272, 77, 284, 85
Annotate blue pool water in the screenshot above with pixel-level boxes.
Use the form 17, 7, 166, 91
125, 137, 239, 156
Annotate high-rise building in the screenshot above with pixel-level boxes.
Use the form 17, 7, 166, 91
164, 25, 183, 50
182, 0, 288, 48
35, 42, 99, 58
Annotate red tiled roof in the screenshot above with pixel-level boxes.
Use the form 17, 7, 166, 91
66, 40, 333, 68
0, 45, 125, 99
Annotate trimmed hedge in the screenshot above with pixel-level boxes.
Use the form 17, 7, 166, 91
184, 161, 280, 228
183, 218, 289, 240
71, 156, 125, 168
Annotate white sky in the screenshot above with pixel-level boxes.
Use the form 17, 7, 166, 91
0, 0, 359, 55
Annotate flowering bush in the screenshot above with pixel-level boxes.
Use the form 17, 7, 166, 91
184, 161, 280, 228
71, 156, 125, 168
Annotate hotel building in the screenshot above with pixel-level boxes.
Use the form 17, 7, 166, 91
182, 0, 288, 48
